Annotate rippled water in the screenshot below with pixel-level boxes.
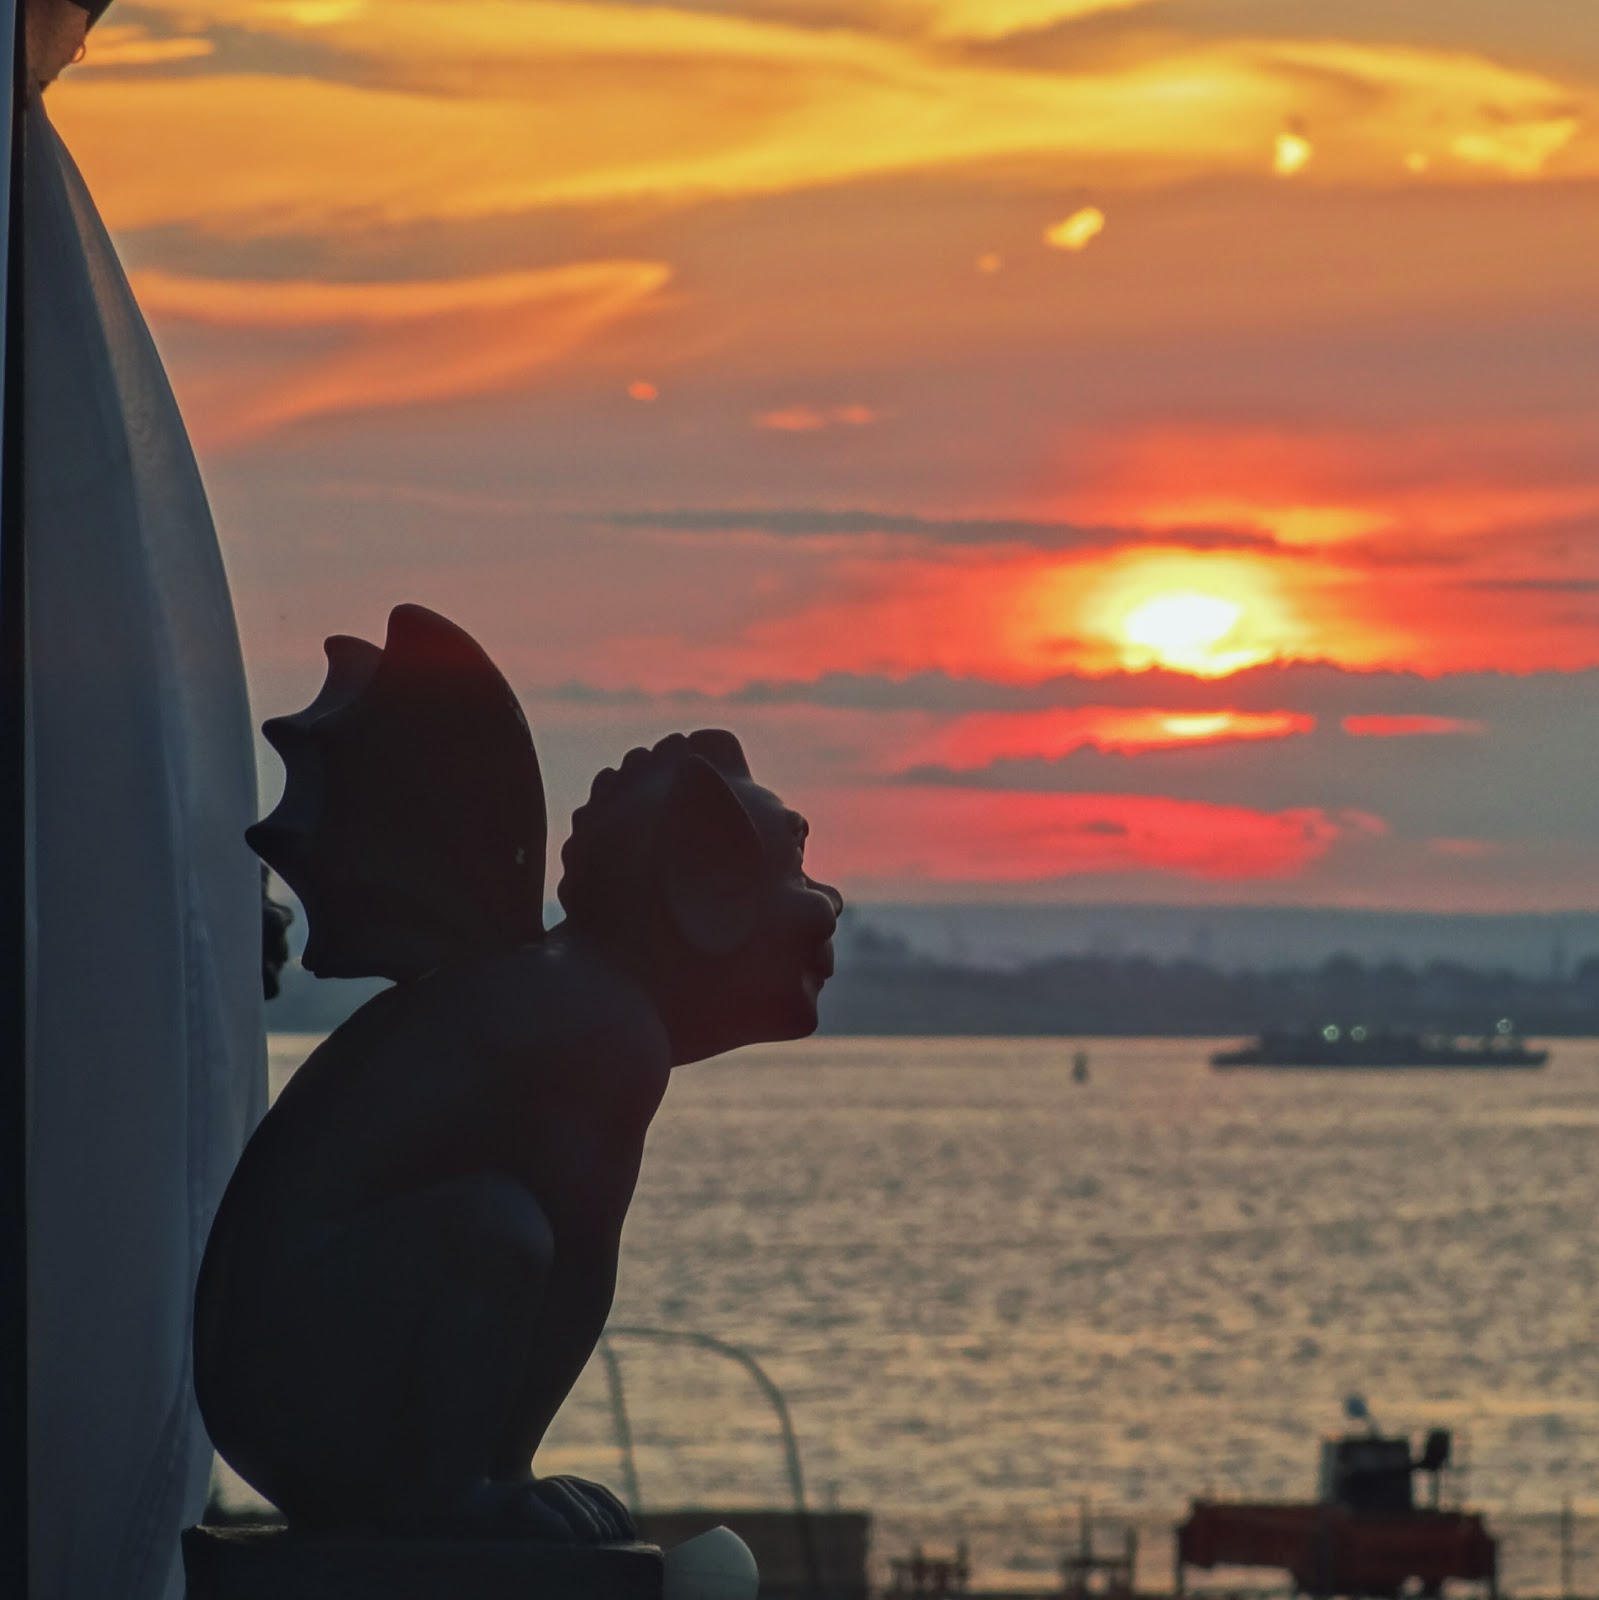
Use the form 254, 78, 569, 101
260, 1034, 1599, 1590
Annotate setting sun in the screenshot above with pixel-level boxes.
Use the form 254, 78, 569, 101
1120, 591, 1260, 674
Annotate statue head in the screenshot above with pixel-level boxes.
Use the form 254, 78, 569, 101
247, 606, 841, 1056
557, 731, 843, 1063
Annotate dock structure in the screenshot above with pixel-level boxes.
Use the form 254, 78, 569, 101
887, 1544, 970, 1600
882, 1505, 1140, 1600
1060, 1503, 1137, 1600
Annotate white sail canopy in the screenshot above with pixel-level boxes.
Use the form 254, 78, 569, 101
24, 96, 265, 1600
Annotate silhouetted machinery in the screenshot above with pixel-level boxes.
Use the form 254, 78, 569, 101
1176, 1406, 1497, 1599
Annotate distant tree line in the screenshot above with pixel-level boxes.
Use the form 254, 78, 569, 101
818, 922, 1599, 1037
263, 920, 1599, 1038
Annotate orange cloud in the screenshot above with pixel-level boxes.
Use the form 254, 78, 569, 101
814, 787, 1369, 886
921, 0, 1160, 40
1262, 40, 1581, 178
134, 261, 671, 444
1342, 715, 1484, 738
899, 707, 1314, 771
81, 23, 214, 68
1065, 422, 1599, 558
1273, 130, 1313, 176
1044, 207, 1106, 252
50, 6, 1591, 238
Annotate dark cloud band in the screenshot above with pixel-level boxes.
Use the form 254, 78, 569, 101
595, 506, 1279, 553
534, 661, 1599, 719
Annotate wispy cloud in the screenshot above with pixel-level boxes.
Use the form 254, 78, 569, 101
754, 404, 883, 433
1273, 129, 1313, 176
52, 3, 1592, 237
1044, 206, 1106, 251
920, 0, 1162, 42
1342, 715, 1484, 738
1258, 39, 1583, 178
80, 23, 215, 69
808, 786, 1369, 885
896, 706, 1317, 771
885, 688, 1599, 847
136, 261, 671, 443
1453, 577, 1599, 594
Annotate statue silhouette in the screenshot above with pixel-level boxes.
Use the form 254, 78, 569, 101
194, 606, 842, 1539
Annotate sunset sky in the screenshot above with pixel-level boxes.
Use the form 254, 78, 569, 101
50, 0, 1599, 910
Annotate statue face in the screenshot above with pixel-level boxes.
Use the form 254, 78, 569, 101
558, 735, 843, 1062
730, 781, 844, 1043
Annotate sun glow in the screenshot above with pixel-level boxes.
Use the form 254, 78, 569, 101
1019, 552, 1292, 678
1120, 590, 1262, 674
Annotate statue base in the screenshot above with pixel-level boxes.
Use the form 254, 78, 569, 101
182, 1525, 665, 1600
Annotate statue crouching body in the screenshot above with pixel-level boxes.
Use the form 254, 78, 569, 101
194, 606, 842, 1541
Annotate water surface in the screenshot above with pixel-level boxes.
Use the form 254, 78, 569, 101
260, 1034, 1599, 1588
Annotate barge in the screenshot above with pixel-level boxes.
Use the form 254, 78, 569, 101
1211, 1023, 1546, 1070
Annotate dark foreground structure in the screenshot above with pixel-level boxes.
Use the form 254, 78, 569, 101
184, 1528, 666, 1600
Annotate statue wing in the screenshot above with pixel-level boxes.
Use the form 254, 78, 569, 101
248, 604, 547, 982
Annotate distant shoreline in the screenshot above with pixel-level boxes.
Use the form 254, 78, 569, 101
260, 890, 1599, 1032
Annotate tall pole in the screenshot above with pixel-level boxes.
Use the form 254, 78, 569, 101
1560, 1496, 1573, 1600
1, 3, 27, 1598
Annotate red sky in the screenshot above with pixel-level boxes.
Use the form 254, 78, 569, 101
49, 0, 1599, 909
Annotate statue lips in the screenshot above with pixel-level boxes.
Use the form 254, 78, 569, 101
804, 939, 836, 993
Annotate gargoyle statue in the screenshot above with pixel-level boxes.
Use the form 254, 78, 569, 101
194, 605, 842, 1541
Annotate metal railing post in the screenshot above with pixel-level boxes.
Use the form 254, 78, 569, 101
600, 1326, 823, 1600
